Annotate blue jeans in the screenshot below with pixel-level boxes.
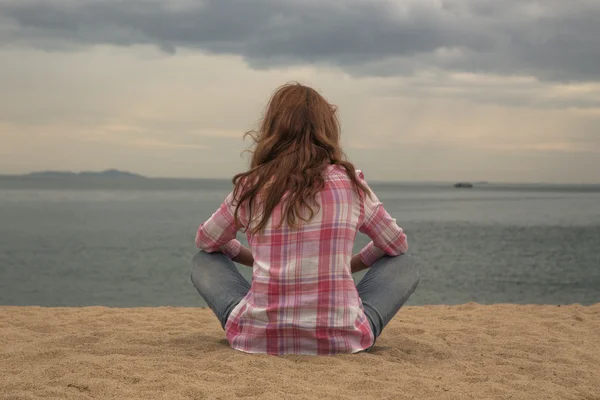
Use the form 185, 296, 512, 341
190, 251, 420, 350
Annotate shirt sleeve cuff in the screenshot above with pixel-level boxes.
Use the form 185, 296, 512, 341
220, 239, 242, 259
359, 241, 386, 268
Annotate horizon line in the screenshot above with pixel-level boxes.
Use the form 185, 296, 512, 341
1, 169, 599, 186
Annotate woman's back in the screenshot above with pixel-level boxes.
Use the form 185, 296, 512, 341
192, 82, 415, 355
231, 165, 371, 355
196, 165, 408, 354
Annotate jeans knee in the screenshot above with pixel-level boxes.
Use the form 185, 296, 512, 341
192, 250, 210, 266
190, 252, 210, 286
190, 251, 227, 291
399, 254, 420, 288
192, 249, 229, 265
190, 264, 202, 288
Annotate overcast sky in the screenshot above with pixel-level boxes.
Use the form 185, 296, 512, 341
1, 0, 599, 183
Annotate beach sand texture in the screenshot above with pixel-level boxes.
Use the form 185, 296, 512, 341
1, 304, 599, 400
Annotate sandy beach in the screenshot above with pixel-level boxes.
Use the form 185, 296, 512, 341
1, 304, 599, 399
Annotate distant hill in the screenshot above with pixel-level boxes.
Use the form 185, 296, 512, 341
26, 169, 146, 179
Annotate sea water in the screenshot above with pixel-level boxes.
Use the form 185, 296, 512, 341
1, 177, 599, 307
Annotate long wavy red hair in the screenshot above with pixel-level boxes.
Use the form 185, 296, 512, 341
232, 82, 369, 234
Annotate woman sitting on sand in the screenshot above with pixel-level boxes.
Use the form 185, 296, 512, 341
191, 83, 419, 355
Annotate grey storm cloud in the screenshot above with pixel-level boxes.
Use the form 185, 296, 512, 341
1, 0, 600, 82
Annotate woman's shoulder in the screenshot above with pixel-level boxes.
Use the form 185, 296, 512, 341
325, 164, 366, 180
323, 166, 369, 193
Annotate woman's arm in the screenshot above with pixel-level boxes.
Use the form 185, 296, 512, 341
232, 245, 254, 267
356, 171, 408, 268
350, 253, 369, 274
195, 191, 243, 259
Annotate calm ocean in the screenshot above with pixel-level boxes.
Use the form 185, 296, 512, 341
1, 176, 599, 307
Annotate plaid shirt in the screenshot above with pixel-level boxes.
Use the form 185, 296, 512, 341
195, 165, 408, 355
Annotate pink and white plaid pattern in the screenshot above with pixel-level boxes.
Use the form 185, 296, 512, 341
196, 165, 408, 355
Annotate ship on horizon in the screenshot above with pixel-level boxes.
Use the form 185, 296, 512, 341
454, 182, 474, 188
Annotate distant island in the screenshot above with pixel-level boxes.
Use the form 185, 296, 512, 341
25, 169, 146, 179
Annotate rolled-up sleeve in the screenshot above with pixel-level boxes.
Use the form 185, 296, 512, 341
195, 191, 242, 259
356, 171, 408, 267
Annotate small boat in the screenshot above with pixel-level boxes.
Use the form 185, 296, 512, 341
454, 182, 474, 188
